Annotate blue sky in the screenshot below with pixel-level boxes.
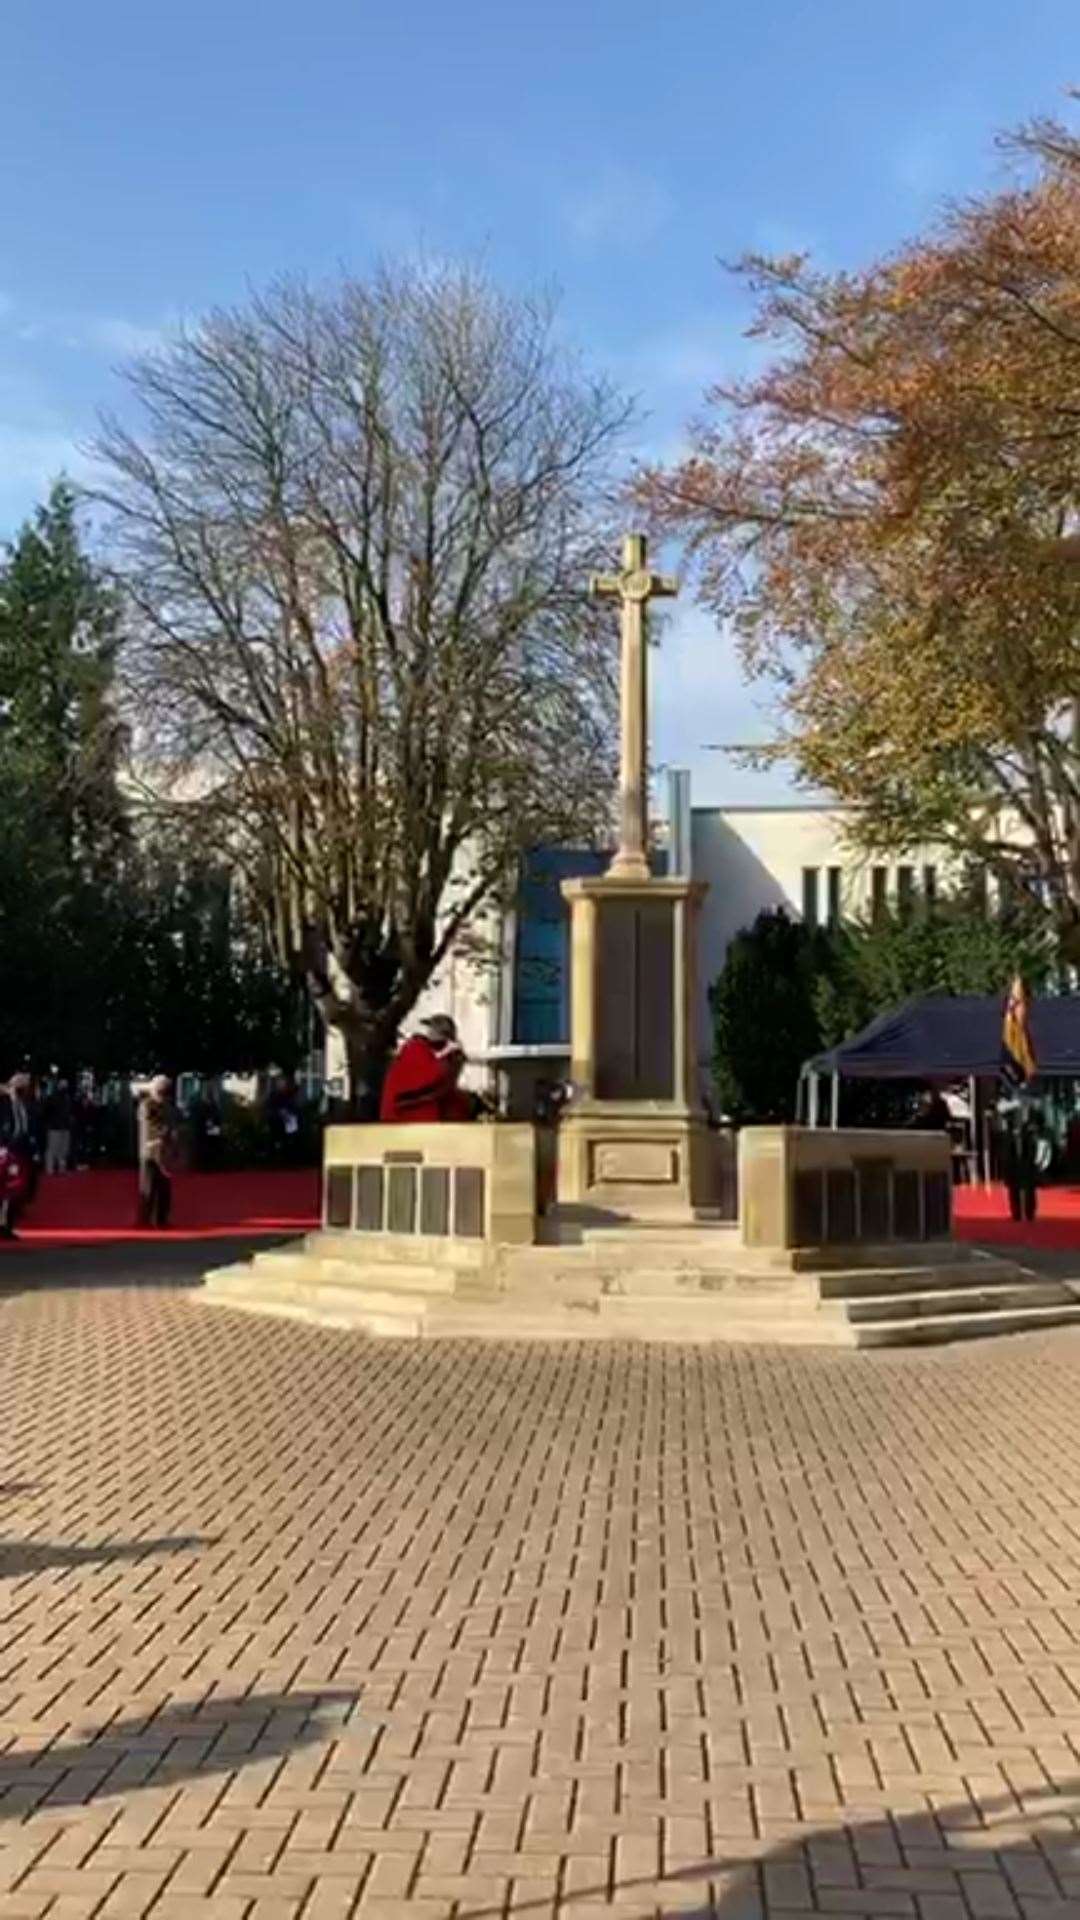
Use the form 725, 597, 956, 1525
1, 0, 1076, 801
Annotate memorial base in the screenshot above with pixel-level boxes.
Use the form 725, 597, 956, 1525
198, 1124, 1080, 1348
555, 1105, 719, 1219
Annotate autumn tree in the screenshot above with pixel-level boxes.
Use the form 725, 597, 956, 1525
637, 107, 1080, 957
96, 265, 627, 1109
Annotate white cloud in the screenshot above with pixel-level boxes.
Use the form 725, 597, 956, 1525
85, 316, 172, 358
652, 603, 798, 806
565, 164, 671, 249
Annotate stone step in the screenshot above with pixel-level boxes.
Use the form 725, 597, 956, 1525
521, 1271, 814, 1304
306, 1231, 487, 1271
201, 1265, 435, 1333
852, 1303, 1080, 1348
842, 1281, 1073, 1324
246, 1250, 459, 1295
816, 1260, 1030, 1300
420, 1299, 854, 1346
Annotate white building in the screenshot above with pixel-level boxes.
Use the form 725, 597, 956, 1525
361, 794, 952, 1112
319, 787, 968, 1105
691, 805, 947, 1060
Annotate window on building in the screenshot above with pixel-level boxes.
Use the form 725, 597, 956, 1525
897, 865, 915, 917
511, 848, 609, 1044
801, 866, 820, 928
827, 866, 842, 927
923, 864, 937, 909
871, 865, 888, 920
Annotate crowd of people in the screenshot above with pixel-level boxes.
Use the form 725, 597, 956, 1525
0, 1065, 317, 1239
1, 1020, 1063, 1240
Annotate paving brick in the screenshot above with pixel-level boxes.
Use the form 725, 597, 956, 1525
7, 1292, 1080, 1914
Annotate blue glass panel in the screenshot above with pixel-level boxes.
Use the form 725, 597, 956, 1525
512, 848, 607, 1045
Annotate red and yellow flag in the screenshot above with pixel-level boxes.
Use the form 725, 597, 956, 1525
1001, 974, 1037, 1085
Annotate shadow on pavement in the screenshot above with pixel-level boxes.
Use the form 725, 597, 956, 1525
456, 1779, 1080, 1918
0, 1689, 356, 1819
0, 1532, 215, 1579
0, 1234, 294, 1296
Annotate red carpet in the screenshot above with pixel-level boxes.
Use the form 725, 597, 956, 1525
11, 1167, 1080, 1253
10, 1167, 321, 1247
954, 1182, 1080, 1249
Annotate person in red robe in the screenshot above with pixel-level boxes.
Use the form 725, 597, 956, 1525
380, 1015, 475, 1123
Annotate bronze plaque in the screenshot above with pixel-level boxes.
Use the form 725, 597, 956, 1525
386, 1165, 418, 1234
355, 1165, 384, 1232
454, 1167, 485, 1238
793, 1170, 825, 1245
325, 1166, 353, 1230
826, 1168, 857, 1243
894, 1169, 921, 1240
856, 1158, 892, 1241
924, 1171, 951, 1240
420, 1167, 451, 1236
595, 898, 674, 1100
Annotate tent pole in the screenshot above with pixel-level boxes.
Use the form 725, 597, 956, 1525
809, 1073, 820, 1129
830, 1071, 840, 1129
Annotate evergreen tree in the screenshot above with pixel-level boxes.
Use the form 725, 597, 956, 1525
709, 909, 833, 1122
709, 891, 1052, 1124
0, 481, 129, 1073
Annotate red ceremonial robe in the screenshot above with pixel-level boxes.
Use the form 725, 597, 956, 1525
380, 1035, 471, 1123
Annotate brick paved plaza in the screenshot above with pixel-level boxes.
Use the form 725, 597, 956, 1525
6, 1282, 1080, 1916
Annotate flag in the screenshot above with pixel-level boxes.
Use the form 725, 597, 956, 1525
1001, 974, 1037, 1085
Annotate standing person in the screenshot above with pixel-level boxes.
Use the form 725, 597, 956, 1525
267, 1074, 302, 1163
0, 1072, 43, 1208
135, 1075, 179, 1229
43, 1078, 74, 1174
906, 1087, 951, 1132
0, 1140, 33, 1239
997, 1098, 1050, 1224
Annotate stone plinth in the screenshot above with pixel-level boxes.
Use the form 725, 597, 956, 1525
200, 1122, 1080, 1347
557, 873, 717, 1217
739, 1126, 952, 1251
323, 1122, 536, 1247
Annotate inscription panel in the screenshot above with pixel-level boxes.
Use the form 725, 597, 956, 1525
386, 1165, 418, 1234
592, 1141, 677, 1185
792, 1170, 824, 1246
924, 1170, 951, 1240
355, 1165, 385, 1232
893, 1168, 921, 1241
325, 1166, 353, 1230
420, 1166, 450, 1236
595, 899, 674, 1100
825, 1167, 857, 1244
856, 1158, 892, 1242
454, 1167, 486, 1239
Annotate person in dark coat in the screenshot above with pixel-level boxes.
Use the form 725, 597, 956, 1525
907, 1088, 951, 1132
996, 1099, 1049, 1223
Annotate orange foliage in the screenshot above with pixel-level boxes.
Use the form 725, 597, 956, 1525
636, 111, 1080, 937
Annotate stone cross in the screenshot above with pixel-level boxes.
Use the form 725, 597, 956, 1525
590, 532, 678, 882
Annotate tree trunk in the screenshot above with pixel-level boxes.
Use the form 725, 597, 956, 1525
341, 1026, 394, 1121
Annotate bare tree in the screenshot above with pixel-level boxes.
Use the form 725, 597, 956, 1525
95, 264, 630, 1108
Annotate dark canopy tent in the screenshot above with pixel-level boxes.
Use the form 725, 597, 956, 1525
806, 993, 1080, 1083
801, 994, 1080, 1159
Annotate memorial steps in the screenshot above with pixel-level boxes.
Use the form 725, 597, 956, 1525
200, 1221, 1080, 1348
